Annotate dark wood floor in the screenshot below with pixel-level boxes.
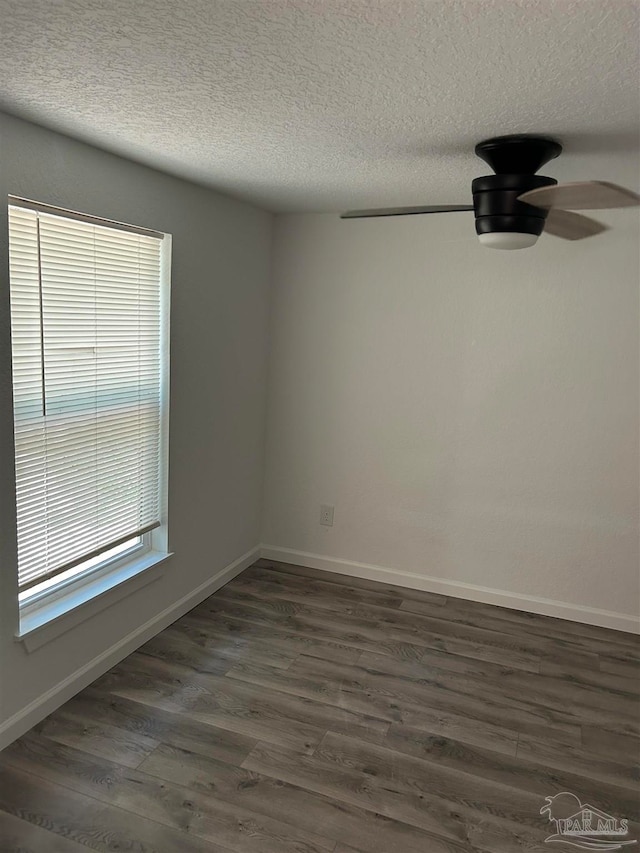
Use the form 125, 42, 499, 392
1, 559, 639, 852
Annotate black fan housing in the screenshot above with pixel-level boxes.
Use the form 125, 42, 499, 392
472, 135, 562, 239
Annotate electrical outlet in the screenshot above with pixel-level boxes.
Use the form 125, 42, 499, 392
320, 504, 334, 526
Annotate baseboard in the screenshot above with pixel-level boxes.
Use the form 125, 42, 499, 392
0, 545, 260, 751
260, 545, 639, 635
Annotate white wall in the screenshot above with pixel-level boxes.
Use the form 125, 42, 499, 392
262, 189, 640, 628
0, 113, 272, 732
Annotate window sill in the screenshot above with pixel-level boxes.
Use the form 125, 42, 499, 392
17, 550, 173, 652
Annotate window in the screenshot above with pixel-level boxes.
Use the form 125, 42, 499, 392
8, 198, 170, 609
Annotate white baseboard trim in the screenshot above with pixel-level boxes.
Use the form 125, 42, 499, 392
0, 545, 260, 751
260, 545, 639, 635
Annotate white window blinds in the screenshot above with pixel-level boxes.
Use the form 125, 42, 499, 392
8, 201, 165, 592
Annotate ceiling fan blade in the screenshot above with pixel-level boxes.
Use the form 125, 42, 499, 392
543, 208, 609, 240
340, 205, 473, 219
519, 181, 640, 211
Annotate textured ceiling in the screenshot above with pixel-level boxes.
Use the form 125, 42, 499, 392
0, 0, 638, 212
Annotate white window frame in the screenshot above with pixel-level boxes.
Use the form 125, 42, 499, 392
8, 197, 172, 646
19, 533, 148, 608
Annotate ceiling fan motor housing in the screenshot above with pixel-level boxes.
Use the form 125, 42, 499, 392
472, 135, 562, 239
472, 173, 557, 238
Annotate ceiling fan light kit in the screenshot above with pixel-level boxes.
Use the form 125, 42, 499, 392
341, 134, 639, 249
477, 232, 539, 250
471, 136, 560, 249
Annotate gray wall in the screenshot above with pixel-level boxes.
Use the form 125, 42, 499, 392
262, 201, 639, 626
0, 113, 272, 725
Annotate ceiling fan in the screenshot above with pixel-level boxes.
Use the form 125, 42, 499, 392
341, 134, 640, 249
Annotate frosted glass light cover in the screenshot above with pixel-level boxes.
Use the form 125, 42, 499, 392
478, 232, 539, 250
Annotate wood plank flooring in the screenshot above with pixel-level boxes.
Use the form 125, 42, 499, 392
1, 558, 638, 852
